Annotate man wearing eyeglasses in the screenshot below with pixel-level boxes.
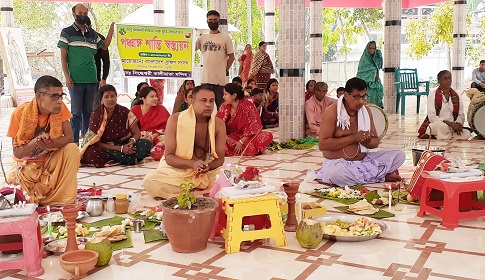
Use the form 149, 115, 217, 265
6, 75, 80, 206
57, 3, 113, 145
195, 10, 235, 109
315, 77, 405, 187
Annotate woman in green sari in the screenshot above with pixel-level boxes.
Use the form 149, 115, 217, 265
356, 41, 384, 108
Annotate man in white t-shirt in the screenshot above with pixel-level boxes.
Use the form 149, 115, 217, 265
196, 10, 235, 108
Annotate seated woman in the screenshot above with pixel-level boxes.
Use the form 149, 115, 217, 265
131, 82, 149, 108
178, 88, 194, 112
172, 80, 195, 114
261, 78, 279, 128
305, 79, 316, 101
418, 70, 471, 140
216, 83, 273, 156
251, 88, 265, 112
80, 85, 151, 168
131, 86, 171, 145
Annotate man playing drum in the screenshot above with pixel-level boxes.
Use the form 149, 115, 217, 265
418, 70, 470, 140
315, 77, 405, 187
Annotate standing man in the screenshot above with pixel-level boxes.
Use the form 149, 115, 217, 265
196, 10, 235, 109
471, 60, 485, 92
85, 17, 115, 109
57, 3, 112, 145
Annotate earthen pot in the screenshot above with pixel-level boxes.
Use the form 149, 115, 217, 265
59, 250, 99, 279
161, 197, 217, 253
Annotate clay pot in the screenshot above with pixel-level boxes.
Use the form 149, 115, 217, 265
59, 250, 99, 279
161, 197, 217, 253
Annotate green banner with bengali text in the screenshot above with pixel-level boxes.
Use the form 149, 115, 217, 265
116, 24, 194, 79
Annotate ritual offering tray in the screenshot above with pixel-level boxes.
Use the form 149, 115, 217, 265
45, 237, 90, 255
315, 215, 386, 242
39, 211, 88, 226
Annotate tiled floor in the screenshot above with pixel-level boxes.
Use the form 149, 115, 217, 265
1, 96, 485, 280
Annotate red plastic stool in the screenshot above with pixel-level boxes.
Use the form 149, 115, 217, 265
417, 177, 485, 229
0, 212, 44, 276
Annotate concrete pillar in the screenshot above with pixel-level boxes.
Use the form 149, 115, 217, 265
1, 0, 14, 27
247, 0, 252, 44
309, 0, 322, 81
152, 0, 165, 103
1, 0, 14, 108
279, 1, 306, 141
175, 0, 189, 27
452, 0, 467, 90
383, 0, 402, 115
153, 0, 165, 26
210, 0, 228, 33
264, 0, 275, 66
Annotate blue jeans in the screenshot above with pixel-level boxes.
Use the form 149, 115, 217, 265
69, 83, 97, 144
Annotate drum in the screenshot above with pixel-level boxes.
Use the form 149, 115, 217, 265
467, 102, 485, 138
367, 104, 388, 139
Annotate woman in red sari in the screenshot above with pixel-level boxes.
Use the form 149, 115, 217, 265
130, 86, 171, 146
216, 83, 273, 156
248, 42, 274, 89
238, 44, 253, 85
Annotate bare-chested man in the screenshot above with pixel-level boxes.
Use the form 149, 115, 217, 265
315, 77, 405, 187
143, 85, 226, 199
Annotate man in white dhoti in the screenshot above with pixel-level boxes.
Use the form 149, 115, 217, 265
316, 77, 405, 187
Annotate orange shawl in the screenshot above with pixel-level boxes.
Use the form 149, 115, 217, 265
14, 98, 63, 147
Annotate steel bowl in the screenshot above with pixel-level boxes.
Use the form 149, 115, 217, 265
86, 197, 104, 217
411, 146, 446, 166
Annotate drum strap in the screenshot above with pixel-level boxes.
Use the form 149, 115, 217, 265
418, 88, 460, 137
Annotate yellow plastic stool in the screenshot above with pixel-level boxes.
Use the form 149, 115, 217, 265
221, 194, 287, 253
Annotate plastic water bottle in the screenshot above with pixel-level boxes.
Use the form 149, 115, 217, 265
106, 195, 115, 212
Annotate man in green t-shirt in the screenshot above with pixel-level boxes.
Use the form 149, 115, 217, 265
57, 3, 113, 145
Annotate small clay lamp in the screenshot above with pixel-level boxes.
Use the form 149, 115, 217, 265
61, 204, 80, 252
283, 182, 299, 232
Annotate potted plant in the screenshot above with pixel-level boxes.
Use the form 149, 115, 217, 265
161, 180, 217, 253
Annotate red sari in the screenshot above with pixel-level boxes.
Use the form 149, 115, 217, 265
238, 52, 253, 85
216, 99, 273, 156
130, 104, 170, 144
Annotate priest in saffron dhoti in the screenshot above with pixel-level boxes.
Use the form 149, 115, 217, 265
316, 77, 405, 187
142, 85, 226, 199
6, 75, 79, 205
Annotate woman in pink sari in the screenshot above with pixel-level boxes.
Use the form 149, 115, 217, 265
238, 44, 253, 85
216, 83, 273, 156
130, 86, 171, 146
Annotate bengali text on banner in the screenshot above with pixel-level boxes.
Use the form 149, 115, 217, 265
117, 24, 194, 79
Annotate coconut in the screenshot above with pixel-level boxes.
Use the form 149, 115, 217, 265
85, 237, 113, 266
296, 219, 323, 249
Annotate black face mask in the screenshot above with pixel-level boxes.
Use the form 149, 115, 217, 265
207, 21, 219, 31
75, 15, 88, 25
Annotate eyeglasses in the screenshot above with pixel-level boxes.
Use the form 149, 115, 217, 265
349, 93, 368, 100
39, 92, 67, 101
